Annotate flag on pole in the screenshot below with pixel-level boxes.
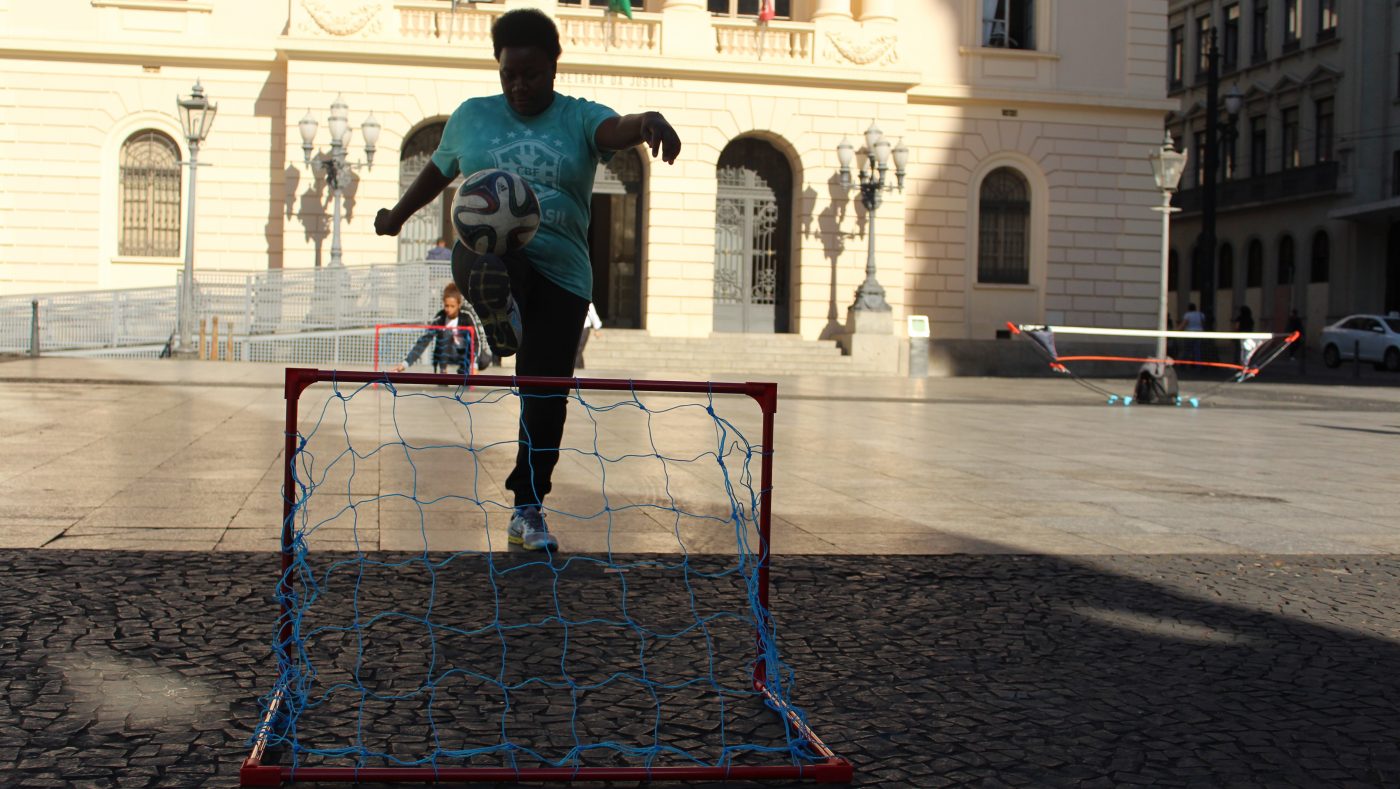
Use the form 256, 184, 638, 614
758, 0, 775, 23
608, 0, 633, 19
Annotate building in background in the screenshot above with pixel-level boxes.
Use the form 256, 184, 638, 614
1166, 0, 1400, 343
1, 0, 1173, 365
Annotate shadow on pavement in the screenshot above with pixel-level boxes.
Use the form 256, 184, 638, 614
2, 549, 1399, 788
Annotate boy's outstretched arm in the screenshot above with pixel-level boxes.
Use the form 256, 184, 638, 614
596, 112, 682, 164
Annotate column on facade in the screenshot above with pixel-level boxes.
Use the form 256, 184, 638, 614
660, 0, 711, 57
812, 0, 852, 20
856, 0, 895, 24
504, 0, 559, 10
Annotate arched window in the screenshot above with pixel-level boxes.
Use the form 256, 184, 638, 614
977, 167, 1030, 284
1247, 239, 1264, 287
1218, 242, 1234, 289
1278, 235, 1295, 285
1310, 230, 1330, 283
1168, 250, 1179, 290
398, 123, 450, 262
119, 130, 182, 257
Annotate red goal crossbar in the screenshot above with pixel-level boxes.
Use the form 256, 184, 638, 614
239, 367, 854, 787
373, 323, 478, 375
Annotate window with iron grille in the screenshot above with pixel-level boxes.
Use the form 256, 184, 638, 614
119, 130, 182, 257
1218, 242, 1234, 289
977, 168, 1030, 285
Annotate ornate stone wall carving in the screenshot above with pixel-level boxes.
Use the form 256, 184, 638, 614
823, 31, 898, 65
298, 0, 382, 37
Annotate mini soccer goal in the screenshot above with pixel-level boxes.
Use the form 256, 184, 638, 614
1009, 323, 1298, 406
239, 368, 852, 786
373, 323, 479, 375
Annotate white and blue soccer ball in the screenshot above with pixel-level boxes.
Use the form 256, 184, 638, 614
451, 168, 541, 256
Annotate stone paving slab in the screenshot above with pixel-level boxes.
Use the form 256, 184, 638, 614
5, 550, 1400, 787
1, 358, 1398, 556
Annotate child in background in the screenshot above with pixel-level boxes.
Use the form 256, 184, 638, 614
392, 283, 490, 374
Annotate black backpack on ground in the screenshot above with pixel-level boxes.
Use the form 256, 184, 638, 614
1134, 365, 1179, 405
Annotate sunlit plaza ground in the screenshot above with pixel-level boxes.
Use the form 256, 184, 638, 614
1, 356, 1397, 557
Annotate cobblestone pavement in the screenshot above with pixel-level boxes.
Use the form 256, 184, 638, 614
5, 550, 1400, 787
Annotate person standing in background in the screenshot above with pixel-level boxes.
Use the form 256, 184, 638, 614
425, 237, 453, 261
576, 302, 602, 370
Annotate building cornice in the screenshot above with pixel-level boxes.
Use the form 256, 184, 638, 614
0, 36, 276, 67
909, 85, 1177, 113
90, 0, 213, 12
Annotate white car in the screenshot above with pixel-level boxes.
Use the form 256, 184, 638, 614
1320, 313, 1400, 372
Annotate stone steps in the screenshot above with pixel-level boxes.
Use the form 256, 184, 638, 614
566, 329, 883, 376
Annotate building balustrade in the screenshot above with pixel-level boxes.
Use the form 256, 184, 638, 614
386, 2, 833, 63
1172, 160, 1340, 214
713, 18, 815, 63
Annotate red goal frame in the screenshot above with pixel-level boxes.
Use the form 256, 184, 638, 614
372, 323, 478, 375
239, 367, 854, 786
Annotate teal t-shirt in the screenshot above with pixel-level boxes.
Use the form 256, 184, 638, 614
431, 93, 618, 301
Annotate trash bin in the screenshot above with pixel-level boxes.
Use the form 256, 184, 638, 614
907, 315, 930, 378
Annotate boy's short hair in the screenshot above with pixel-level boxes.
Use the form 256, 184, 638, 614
491, 8, 561, 61
443, 282, 463, 302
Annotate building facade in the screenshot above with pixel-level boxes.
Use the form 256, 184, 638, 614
1, 0, 1173, 352
1166, 0, 1400, 342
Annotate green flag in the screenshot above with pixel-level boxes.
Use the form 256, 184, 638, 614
608, 0, 633, 18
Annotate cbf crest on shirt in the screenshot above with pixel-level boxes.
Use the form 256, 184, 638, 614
432, 93, 617, 301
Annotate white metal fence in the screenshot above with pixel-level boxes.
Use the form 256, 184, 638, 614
0, 262, 455, 362
0, 286, 179, 355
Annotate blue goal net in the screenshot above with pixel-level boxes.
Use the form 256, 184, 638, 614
243, 369, 849, 784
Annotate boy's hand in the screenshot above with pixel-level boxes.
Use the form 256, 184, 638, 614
390, 363, 406, 373
640, 112, 681, 165
375, 208, 402, 237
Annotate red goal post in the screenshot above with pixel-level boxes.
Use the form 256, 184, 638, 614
373, 323, 478, 375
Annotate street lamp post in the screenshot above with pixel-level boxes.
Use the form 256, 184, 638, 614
1149, 132, 1188, 367
836, 123, 909, 313
174, 81, 217, 356
1200, 31, 1244, 335
299, 95, 380, 267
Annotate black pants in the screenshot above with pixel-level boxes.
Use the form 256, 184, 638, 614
484, 252, 588, 508
575, 329, 591, 369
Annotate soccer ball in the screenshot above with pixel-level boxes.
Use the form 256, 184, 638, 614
451, 169, 541, 256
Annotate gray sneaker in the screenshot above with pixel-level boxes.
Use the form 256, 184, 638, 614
508, 505, 558, 552
453, 244, 520, 358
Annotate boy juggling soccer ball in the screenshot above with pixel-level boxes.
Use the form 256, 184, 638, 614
374, 8, 681, 552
